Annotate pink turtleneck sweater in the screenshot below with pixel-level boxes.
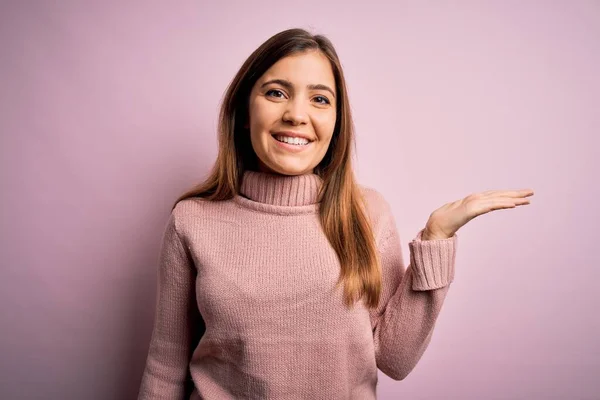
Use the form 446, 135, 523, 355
137, 170, 458, 399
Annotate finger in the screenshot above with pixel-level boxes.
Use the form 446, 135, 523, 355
478, 198, 530, 214
501, 197, 531, 206
481, 189, 534, 198
515, 198, 531, 205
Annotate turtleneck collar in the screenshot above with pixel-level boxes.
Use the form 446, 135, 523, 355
238, 170, 323, 207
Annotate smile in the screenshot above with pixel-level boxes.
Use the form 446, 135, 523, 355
273, 135, 311, 146
271, 134, 313, 153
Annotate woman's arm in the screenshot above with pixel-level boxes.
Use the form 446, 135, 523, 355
369, 201, 457, 381
137, 211, 204, 399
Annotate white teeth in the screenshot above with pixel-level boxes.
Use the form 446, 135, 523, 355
274, 135, 310, 145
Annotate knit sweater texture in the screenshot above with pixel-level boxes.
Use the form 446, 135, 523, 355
137, 170, 458, 399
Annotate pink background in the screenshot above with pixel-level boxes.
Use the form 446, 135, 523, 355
1, 1, 598, 399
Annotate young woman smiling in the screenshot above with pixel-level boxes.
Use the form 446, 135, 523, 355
137, 28, 533, 400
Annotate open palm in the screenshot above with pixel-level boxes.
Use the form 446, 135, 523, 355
424, 189, 535, 240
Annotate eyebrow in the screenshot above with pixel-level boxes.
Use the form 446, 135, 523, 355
260, 78, 336, 99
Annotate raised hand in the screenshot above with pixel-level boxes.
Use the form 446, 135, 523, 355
422, 189, 535, 240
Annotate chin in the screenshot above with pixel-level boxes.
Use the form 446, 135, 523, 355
262, 162, 310, 176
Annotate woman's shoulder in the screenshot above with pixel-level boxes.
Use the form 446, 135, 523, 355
173, 195, 211, 211
357, 184, 393, 216
357, 184, 397, 243
170, 196, 235, 234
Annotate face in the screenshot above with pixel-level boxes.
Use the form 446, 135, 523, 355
245, 50, 337, 175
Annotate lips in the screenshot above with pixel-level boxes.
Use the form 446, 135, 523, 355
273, 135, 309, 145
271, 134, 313, 152
271, 131, 314, 142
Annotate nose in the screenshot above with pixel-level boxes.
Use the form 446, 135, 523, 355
282, 98, 308, 126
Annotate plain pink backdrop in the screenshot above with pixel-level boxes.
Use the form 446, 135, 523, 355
1, 1, 598, 399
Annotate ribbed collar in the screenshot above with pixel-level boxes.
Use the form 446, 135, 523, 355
238, 170, 323, 207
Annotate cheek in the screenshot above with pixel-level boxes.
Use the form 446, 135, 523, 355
248, 104, 276, 147
314, 111, 336, 136
249, 99, 279, 128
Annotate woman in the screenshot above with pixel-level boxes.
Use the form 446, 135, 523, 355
137, 28, 533, 399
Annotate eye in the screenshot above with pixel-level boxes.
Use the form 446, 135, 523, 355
265, 89, 285, 98
314, 95, 330, 105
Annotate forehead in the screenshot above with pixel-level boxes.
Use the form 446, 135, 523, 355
260, 51, 335, 87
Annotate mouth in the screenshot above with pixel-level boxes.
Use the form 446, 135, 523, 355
271, 133, 314, 142
270, 134, 313, 152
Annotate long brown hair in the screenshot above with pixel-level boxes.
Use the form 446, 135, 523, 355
173, 28, 382, 310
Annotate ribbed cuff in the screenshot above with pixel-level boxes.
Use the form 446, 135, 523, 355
408, 228, 458, 291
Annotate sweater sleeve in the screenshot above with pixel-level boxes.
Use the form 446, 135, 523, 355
137, 211, 204, 399
368, 201, 457, 381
